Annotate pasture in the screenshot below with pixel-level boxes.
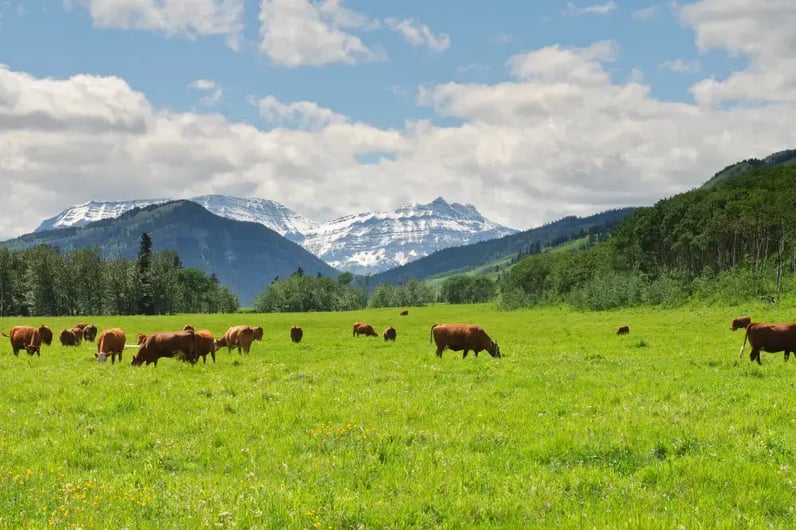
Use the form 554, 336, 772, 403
1, 303, 795, 529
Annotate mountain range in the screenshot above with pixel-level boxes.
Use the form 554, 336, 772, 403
11, 201, 338, 306
36, 195, 518, 274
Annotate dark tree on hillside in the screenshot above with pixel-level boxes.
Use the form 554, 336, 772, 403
136, 232, 155, 314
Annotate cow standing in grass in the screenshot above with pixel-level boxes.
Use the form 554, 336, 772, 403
132, 330, 197, 366
430, 323, 500, 359
290, 326, 303, 343
96, 328, 126, 364
354, 323, 378, 338
739, 322, 796, 365
3, 325, 53, 356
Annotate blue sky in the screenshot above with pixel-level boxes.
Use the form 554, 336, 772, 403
1, 1, 795, 240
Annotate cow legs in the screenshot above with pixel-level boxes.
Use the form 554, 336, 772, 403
435, 347, 444, 358
751, 347, 762, 365
462, 349, 469, 359
785, 351, 791, 362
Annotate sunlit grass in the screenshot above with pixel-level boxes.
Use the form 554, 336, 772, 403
1, 301, 794, 528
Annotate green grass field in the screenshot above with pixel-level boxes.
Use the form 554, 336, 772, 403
1, 302, 795, 529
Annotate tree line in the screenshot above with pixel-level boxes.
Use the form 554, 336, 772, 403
0, 233, 239, 316
499, 164, 796, 309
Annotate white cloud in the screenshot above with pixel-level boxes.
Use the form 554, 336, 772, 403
661, 58, 701, 73
4, 24, 796, 241
188, 79, 223, 106
385, 18, 450, 51
63, 0, 244, 50
563, 1, 617, 16
631, 6, 658, 20
258, 0, 382, 67
251, 95, 349, 130
679, 0, 796, 105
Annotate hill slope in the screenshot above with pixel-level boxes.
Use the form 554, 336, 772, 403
701, 149, 796, 190
369, 208, 635, 286
4, 201, 339, 306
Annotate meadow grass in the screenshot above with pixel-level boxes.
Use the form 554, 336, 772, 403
1, 301, 795, 529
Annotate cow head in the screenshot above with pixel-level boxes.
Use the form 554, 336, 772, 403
487, 341, 501, 358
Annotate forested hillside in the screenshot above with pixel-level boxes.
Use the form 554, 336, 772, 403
501, 164, 796, 309
369, 208, 635, 286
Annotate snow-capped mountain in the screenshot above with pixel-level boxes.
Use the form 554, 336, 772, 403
301, 197, 518, 274
36, 195, 317, 243
35, 195, 518, 274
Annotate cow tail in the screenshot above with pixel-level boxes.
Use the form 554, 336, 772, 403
429, 324, 437, 344
0, 331, 7, 337
739, 326, 751, 360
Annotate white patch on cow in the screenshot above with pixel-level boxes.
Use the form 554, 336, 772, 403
97, 353, 107, 363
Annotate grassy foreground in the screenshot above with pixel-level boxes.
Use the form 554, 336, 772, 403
1, 302, 795, 529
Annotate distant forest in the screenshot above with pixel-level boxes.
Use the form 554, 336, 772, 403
0, 233, 239, 317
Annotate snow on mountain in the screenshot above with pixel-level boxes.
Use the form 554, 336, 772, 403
35, 195, 317, 242
34, 195, 517, 274
301, 197, 518, 274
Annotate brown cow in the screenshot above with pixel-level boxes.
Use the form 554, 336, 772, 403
400, 310, 409, 316
616, 326, 630, 335
60, 328, 80, 346
220, 325, 257, 354
383, 326, 397, 341
83, 324, 98, 342
194, 330, 216, 363
95, 328, 126, 364
253, 326, 264, 341
430, 323, 500, 359
131, 330, 198, 366
74, 322, 88, 330
739, 322, 796, 365
354, 323, 378, 338
3, 325, 52, 356
290, 325, 303, 343
352, 322, 364, 337
731, 316, 751, 331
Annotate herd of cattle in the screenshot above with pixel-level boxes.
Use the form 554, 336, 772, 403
6, 313, 796, 366
1, 319, 503, 366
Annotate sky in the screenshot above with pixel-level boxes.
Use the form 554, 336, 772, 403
1, 0, 796, 240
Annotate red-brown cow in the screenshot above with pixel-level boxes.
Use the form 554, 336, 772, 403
731, 316, 752, 331
131, 330, 198, 366
82, 324, 98, 342
430, 323, 500, 359
220, 325, 257, 354
383, 326, 397, 341
59, 328, 81, 346
194, 330, 216, 363
2, 325, 53, 356
616, 326, 630, 335
74, 322, 88, 331
354, 323, 378, 338
739, 322, 796, 365
95, 328, 126, 364
290, 325, 303, 343
352, 322, 364, 337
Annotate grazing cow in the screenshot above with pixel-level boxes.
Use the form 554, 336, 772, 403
2, 325, 52, 356
131, 330, 198, 366
220, 325, 257, 354
59, 328, 81, 346
82, 324, 98, 342
353, 323, 378, 338
194, 330, 216, 363
616, 326, 630, 335
383, 326, 397, 341
290, 325, 303, 343
352, 322, 364, 337
400, 310, 409, 316
430, 323, 500, 359
731, 316, 751, 331
95, 328, 126, 364
739, 322, 796, 365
